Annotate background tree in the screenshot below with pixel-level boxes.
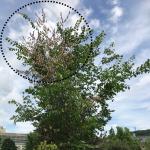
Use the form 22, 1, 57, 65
98, 127, 141, 150
144, 138, 150, 150
25, 132, 40, 150
1, 138, 17, 150
133, 129, 150, 137
7, 11, 150, 149
0, 137, 2, 148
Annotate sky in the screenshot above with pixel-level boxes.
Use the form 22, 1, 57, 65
0, 0, 150, 133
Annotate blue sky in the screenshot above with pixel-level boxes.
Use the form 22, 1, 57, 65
0, 0, 150, 133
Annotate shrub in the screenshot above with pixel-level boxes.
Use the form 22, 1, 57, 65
107, 139, 130, 150
97, 127, 141, 150
1, 138, 17, 150
25, 132, 40, 150
144, 137, 150, 150
98, 139, 141, 150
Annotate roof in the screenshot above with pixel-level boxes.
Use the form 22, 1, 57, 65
0, 132, 27, 136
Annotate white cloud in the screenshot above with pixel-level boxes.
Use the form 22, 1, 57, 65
134, 49, 150, 68
110, 6, 123, 23
106, 73, 150, 130
112, 1, 150, 54
8, 21, 34, 42
41, 2, 93, 30
112, 0, 119, 5
56, 0, 80, 9
109, 107, 150, 130
89, 19, 101, 29
5, 0, 14, 3
7, 122, 35, 133
0, 55, 32, 133
0, 67, 13, 96
80, 7, 93, 18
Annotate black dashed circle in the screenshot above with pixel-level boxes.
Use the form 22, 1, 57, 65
0, 0, 93, 84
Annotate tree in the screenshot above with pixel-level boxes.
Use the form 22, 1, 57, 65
0, 137, 1, 143
144, 137, 150, 150
104, 139, 131, 150
133, 129, 150, 136
7, 11, 150, 149
25, 132, 40, 150
1, 138, 17, 150
102, 127, 141, 150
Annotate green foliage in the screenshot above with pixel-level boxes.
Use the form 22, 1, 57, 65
35, 141, 58, 150
108, 127, 133, 141
104, 140, 141, 150
105, 139, 131, 150
0, 137, 1, 143
100, 127, 141, 150
1, 138, 17, 150
25, 132, 40, 150
8, 12, 150, 150
133, 129, 150, 136
144, 138, 150, 150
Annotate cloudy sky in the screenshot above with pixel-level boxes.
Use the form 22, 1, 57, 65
0, 0, 150, 133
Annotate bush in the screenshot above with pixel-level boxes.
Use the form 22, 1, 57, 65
25, 132, 40, 150
1, 138, 17, 150
97, 127, 141, 150
107, 139, 130, 150
98, 139, 141, 150
144, 137, 150, 150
